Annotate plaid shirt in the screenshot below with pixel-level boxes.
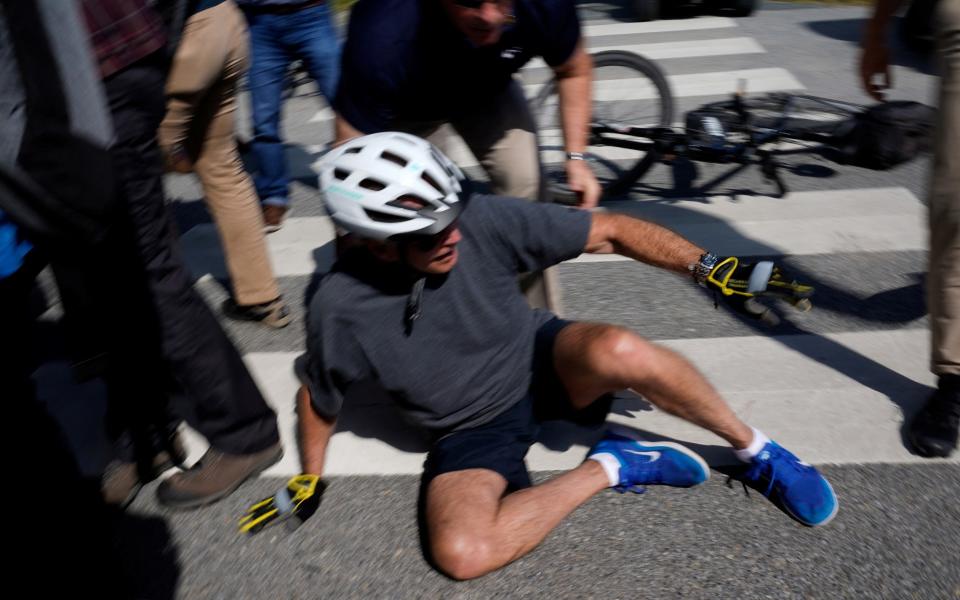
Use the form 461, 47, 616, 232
81, 0, 168, 79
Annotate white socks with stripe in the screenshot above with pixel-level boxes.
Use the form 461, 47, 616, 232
588, 453, 622, 487
733, 427, 771, 463
589, 427, 770, 485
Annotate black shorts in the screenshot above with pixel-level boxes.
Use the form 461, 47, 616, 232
422, 318, 611, 491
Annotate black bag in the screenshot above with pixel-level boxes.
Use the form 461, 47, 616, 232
835, 101, 936, 170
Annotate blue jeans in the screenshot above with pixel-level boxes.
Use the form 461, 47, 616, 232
244, 4, 341, 207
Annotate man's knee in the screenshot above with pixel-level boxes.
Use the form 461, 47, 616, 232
493, 164, 540, 200
430, 531, 496, 581
585, 326, 661, 383
486, 133, 540, 200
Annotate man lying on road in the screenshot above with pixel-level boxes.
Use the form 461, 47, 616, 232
241, 132, 837, 580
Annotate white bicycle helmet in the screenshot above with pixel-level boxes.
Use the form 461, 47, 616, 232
318, 132, 465, 241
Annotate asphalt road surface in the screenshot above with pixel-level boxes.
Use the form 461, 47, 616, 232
33, 2, 960, 598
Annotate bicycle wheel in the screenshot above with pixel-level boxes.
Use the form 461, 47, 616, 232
531, 50, 674, 201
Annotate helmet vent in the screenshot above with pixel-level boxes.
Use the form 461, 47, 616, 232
380, 150, 408, 167
333, 168, 350, 181
421, 171, 443, 194
358, 178, 387, 191
344, 147, 362, 155
364, 208, 409, 224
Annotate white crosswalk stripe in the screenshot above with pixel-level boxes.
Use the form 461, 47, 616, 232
173, 14, 958, 478
581, 16, 739, 36
179, 187, 926, 278
176, 328, 942, 477
524, 67, 804, 101
523, 37, 766, 69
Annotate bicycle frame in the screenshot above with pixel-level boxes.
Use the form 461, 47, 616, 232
585, 92, 849, 198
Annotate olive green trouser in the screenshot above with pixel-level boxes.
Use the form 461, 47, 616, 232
400, 80, 564, 313
930, 0, 960, 374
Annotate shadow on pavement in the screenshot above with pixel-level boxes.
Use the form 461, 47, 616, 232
805, 17, 936, 75
610, 424, 735, 467
16, 387, 181, 599
286, 144, 326, 189
607, 187, 928, 324
110, 511, 181, 600
596, 188, 932, 454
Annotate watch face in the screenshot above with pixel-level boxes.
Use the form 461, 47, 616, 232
706, 253, 719, 266
694, 252, 719, 282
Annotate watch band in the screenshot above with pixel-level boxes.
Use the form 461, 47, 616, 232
691, 251, 719, 284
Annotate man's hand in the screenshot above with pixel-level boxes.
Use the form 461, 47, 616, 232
239, 474, 326, 535
860, 34, 892, 101
333, 113, 364, 148
705, 256, 814, 326
566, 158, 601, 208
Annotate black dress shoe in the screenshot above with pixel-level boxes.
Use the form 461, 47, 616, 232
909, 375, 960, 458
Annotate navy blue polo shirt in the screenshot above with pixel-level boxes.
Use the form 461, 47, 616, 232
299, 194, 592, 432
334, 0, 581, 133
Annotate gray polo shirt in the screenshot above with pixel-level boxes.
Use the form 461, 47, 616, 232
299, 194, 592, 434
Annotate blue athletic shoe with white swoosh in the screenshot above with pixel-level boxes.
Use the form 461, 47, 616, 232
588, 432, 710, 493
737, 441, 838, 527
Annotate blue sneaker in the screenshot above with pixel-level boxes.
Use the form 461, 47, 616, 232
588, 432, 709, 493
738, 441, 838, 527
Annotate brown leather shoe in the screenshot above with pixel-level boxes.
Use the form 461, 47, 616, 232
262, 205, 288, 233
101, 460, 143, 508
102, 432, 188, 508
156, 443, 283, 509
222, 296, 292, 329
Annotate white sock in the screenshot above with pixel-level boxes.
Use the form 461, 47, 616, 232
588, 453, 621, 487
733, 427, 771, 463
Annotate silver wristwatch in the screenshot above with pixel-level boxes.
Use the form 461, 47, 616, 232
691, 251, 719, 284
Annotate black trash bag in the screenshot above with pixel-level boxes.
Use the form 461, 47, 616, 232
834, 101, 937, 170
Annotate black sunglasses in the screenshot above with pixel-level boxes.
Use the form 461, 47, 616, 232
400, 221, 459, 251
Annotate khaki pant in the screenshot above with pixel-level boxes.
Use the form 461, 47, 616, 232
399, 80, 563, 312
930, 0, 960, 374
158, 0, 280, 306
404, 80, 542, 200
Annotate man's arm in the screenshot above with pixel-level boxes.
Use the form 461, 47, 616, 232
860, 0, 907, 100
582, 211, 815, 324
298, 384, 337, 475
552, 42, 601, 209
333, 112, 364, 147
238, 383, 336, 534
584, 211, 704, 275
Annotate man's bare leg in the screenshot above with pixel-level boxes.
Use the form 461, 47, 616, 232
426, 322, 761, 581
554, 322, 754, 449
426, 463, 608, 581
551, 321, 839, 528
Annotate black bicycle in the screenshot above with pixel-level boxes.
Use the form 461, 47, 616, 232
532, 50, 864, 203
532, 50, 675, 199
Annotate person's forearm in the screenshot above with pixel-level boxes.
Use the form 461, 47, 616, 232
157, 98, 192, 153
333, 113, 364, 147
865, 0, 906, 41
297, 385, 337, 476
555, 45, 593, 156
587, 213, 704, 275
